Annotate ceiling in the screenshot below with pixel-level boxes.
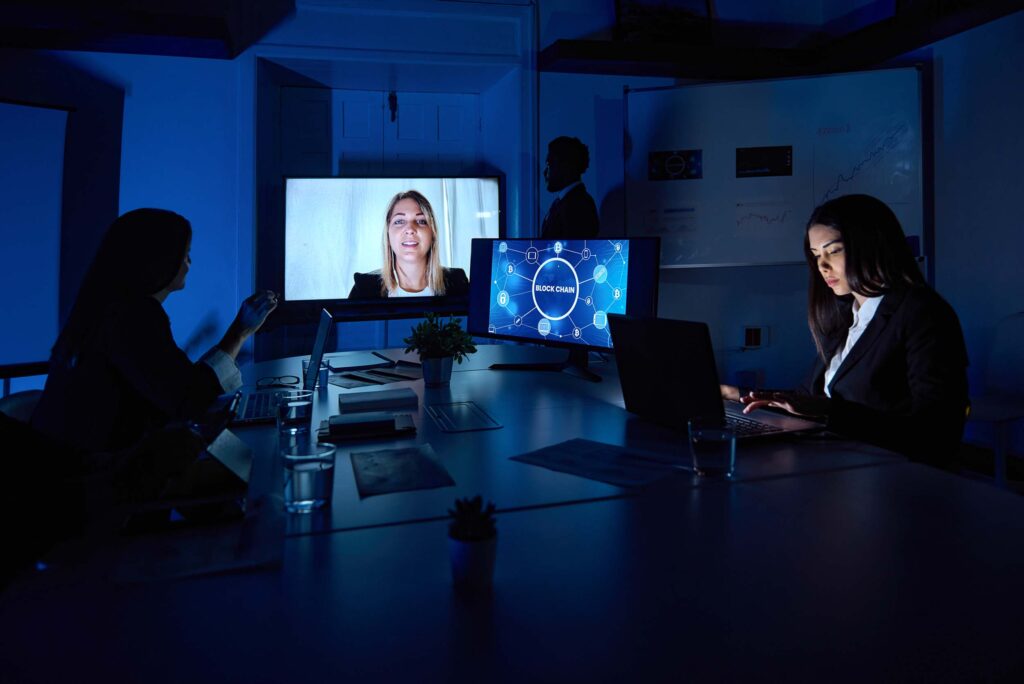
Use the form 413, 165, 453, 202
0, 0, 295, 59
0, 0, 1019, 79
541, 0, 1024, 79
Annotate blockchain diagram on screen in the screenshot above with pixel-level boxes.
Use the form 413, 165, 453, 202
487, 239, 629, 349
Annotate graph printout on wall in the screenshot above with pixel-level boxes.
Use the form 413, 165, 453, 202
625, 68, 923, 267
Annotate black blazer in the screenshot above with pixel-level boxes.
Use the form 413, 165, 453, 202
32, 297, 224, 452
798, 285, 968, 467
540, 183, 599, 240
347, 267, 469, 299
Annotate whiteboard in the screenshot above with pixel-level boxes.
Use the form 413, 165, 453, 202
625, 68, 923, 267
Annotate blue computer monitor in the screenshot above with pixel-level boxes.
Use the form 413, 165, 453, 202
467, 237, 660, 381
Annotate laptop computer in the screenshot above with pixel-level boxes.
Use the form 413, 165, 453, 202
232, 308, 333, 425
607, 314, 823, 438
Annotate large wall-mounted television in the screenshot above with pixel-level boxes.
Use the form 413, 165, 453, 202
467, 237, 660, 381
275, 176, 503, 323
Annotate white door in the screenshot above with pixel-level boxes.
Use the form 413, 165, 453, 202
280, 87, 332, 176
383, 91, 479, 176
281, 87, 481, 182
332, 89, 385, 176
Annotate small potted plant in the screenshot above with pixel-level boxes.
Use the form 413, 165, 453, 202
403, 313, 477, 387
448, 495, 497, 591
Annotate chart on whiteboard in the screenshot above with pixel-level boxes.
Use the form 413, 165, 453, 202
624, 68, 922, 267
813, 116, 918, 206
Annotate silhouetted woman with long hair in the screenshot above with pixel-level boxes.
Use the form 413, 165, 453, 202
33, 208, 277, 452
722, 194, 968, 467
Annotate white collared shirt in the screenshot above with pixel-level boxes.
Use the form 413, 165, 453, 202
390, 285, 434, 298
824, 295, 884, 397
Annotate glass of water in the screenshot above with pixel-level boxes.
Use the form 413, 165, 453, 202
688, 417, 737, 479
276, 389, 315, 437
282, 443, 336, 513
300, 358, 329, 391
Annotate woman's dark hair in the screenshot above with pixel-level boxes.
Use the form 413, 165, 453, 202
804, 194, 925, 358
51, 208, 192, 368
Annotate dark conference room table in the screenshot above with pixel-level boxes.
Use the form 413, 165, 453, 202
245, 345, 905, 536
2, 345, 1023, 682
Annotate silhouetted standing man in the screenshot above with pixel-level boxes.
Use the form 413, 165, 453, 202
540, 136, 599, 240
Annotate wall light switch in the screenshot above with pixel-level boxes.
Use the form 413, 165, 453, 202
743, 326, 767, 349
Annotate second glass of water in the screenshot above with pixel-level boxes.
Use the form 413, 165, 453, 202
688, 417, 737, 479
276, 389, 314, 436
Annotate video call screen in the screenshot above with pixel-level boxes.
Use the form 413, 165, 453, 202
285, 177, 501, 301
469, 238, 659, 351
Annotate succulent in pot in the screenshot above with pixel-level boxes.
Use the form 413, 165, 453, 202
447, 495, 497, 590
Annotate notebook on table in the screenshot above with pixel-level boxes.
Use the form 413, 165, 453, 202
317, 412, 417, 443
338, 387, 419, 414
232, 308, 333, 426
607, 314, 823, 438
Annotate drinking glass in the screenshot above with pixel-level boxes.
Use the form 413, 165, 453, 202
301, 358, 329, 390
282, 443, 336, 513
688, 417, 737, 479
276, 389, 314, 437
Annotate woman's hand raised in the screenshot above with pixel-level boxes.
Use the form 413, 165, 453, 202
218, 291, 279, 358
235, 290, 278, 334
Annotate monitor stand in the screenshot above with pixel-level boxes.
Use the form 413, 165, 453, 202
489, 348, 601, 383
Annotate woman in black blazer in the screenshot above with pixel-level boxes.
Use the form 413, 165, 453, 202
722, 194, 968, 468
347, 189, 469, 299
349, 267, 469, 299
33, 208, 278, 452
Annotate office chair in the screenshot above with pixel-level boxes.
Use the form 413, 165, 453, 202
0, 389, 43, 424
967, 311, 1024, 488
1, 359, 48, 433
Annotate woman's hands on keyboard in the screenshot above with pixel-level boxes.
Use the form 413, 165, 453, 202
740, 391, 831, 420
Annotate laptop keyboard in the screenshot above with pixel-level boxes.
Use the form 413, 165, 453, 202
725, 413, 784, 437
238, 392, 275, 422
